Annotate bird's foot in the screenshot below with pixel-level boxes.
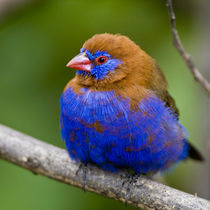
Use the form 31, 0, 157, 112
76, 162, 88, 191
121, 172, 144, 205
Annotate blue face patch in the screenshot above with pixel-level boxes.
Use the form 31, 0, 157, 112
77, 49, 122, 80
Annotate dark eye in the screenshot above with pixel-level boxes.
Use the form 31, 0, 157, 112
96, 56, 108, 65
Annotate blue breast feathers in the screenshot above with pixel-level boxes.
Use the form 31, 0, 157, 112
60, 87, 189, 174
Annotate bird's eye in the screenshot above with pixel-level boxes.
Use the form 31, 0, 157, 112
95, 56, 108, 65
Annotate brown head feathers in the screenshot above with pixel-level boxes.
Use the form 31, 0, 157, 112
67, 33, 178, 114
74, 33, 167, 92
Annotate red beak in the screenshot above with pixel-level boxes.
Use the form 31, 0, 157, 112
66, 52, 91, 72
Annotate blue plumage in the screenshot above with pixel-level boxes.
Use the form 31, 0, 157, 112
60, 87, 188, 174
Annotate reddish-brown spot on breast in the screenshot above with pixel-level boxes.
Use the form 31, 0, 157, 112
71, 149, 76, 155
148, 134, 154, 144
87, 121, 104, 133
69, 132, 77, 142
91, 144, 96, 149
125, 146, 143, 152
116, 111, 122, 118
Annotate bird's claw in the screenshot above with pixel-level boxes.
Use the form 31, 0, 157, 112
121, 173, 144, 205
76, 163, 88, 191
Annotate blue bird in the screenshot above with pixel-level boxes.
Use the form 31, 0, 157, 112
60, 33, 203, 176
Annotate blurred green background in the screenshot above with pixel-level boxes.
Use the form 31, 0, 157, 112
0, 0, 209, 209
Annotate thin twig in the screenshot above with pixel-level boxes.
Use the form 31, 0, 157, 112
0, 124, 210, 209
166, 0, 210, 96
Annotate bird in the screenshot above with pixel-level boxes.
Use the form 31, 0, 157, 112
60, 33, 203, 177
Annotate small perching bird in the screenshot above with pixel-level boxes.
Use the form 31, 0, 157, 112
60, 33, 203, 176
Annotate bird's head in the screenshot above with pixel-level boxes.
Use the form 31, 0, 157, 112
66, 33, 166, 90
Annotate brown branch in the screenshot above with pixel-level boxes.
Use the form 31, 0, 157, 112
166, 0, 210, 96
0, 124, 210, 209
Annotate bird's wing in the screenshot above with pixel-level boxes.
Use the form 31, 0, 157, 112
158, 90, 180, 119
151, 64, 180, 119
153, 65, 204, 161
156, 89, 204, 161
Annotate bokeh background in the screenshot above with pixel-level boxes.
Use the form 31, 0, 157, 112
0, 0, 209, 209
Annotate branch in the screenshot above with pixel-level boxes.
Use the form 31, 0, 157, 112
166, 0, 210, 96
0, 124, 210, 209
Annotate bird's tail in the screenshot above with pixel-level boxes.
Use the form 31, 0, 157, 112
188, 141, 204, 161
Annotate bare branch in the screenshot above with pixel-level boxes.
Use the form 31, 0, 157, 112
0, 124, 209, 209
166, 0, 210, 96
